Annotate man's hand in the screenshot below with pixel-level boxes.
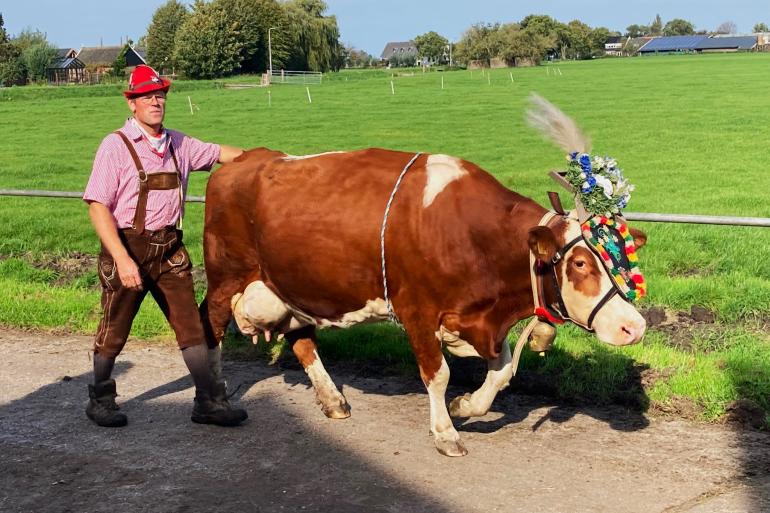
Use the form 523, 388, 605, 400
218, 144, 244, 164
88, 201, 143, 290
115, 255, 143, 290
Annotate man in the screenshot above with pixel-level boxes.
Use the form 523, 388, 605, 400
83, 64, 247, 427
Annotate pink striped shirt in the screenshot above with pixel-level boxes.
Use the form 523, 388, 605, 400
83, 118, 221, 230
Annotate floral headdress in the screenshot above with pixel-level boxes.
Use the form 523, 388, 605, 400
565, 152, 634, 216
559, 153, 646, 301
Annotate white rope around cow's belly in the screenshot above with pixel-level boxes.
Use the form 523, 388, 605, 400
380, 152, 422, 326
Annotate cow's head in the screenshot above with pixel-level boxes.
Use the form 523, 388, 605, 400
528, 216, 647, 346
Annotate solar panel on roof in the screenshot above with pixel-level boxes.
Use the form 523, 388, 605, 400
640, 35, 708, 52
695, 36, 757, 50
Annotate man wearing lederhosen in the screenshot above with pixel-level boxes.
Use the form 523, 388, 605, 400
83, 65, 247, 427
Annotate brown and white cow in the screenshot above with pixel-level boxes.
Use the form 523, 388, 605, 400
200, 100, 647, 457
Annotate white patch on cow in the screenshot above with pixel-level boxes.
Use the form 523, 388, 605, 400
449, 339, 513, 418
427, 357, 460, 443
422, 154, 467, 208
304, 349, 347, 409
435, 325, 481, 358
318, 298, 389, 328
557, 214, 647, 346
282, 151, 345, 161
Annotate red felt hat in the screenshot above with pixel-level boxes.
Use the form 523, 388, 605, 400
123, 65, 171, 98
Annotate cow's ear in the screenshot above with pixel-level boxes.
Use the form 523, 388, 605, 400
528, 226, 559, 262
629, 227, 647, 250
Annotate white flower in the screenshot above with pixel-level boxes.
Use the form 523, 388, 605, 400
594, 175, 614, 199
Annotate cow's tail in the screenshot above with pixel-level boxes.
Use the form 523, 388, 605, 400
525, 93, 591, 155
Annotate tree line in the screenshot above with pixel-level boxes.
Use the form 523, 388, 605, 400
1, 8, 770, 85
144, 0, 342, 79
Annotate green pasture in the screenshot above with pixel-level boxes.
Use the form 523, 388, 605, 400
1, 53, 769, 423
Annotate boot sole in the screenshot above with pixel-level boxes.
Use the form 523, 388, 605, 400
86, 411, 128, 427
191, 412, 247, 427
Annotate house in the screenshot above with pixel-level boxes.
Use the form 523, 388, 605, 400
604, 36, 625, 56
56, 48, 77, 59
76, 45, 146, 74
380, 41, 417, 61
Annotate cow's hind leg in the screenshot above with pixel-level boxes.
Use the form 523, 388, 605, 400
404, 324, 467, 457
287, 327, 351, 419
449, 340, 513, 418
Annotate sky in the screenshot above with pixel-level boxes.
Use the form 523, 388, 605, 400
2, 0, 767, 57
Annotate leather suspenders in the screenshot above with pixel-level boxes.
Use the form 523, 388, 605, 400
114, 131, 182, 234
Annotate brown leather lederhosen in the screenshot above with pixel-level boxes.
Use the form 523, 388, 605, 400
93, 131, 206, 358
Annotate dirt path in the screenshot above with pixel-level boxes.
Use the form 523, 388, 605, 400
1, 328, 769, 513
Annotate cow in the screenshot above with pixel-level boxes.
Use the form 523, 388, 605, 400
199, 96, 647, 456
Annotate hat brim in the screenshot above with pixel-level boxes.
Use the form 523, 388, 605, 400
123, 78, 171, 98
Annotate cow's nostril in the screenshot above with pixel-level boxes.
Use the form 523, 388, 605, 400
621, 326, 632, 335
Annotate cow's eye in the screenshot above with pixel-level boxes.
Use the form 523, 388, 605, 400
575, 260, 586, 269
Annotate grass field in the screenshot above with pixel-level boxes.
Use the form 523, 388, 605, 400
1, 53, 770, 423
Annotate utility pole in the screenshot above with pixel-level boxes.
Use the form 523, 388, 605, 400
268, 27, 278, 76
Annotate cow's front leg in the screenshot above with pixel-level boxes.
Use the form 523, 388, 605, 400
287, 327, 350, 419
449, 339, 513, 418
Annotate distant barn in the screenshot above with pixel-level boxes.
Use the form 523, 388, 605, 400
639, 35, 758, 54
76, 45, 146, 75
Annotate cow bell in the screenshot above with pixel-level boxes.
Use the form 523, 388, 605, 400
528, 321, 557, 353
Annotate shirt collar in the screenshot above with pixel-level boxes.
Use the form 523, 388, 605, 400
124, 117, 167, 143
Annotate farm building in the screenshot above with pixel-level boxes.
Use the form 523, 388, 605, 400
76, 45, 146, 74
639, 35, 758, 54
46, 56, 86, 85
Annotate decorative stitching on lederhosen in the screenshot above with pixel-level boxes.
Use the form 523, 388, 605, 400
113, 131, 182, 234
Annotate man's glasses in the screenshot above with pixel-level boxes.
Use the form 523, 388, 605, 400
135, 93, 167, 104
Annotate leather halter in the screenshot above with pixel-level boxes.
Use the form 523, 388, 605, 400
529, 211, 624, 333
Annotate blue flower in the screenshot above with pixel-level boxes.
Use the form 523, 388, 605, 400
569, 151, 578, 160
581, 175, 596, 193
578, 153, 592, 173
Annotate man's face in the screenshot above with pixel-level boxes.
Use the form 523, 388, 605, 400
127, 91, 166, 127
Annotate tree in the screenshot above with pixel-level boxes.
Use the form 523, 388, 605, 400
625, 24, 649, 38
340, 43, 371, 67
499, 24, 550, 65
715, 21, 737, 34
561, 20, 592, 59
216, 0, 290, 74
21, 41, 56, 81
589, 27, 613, 56
112, 44, 129, 78
11, 29, 56, 83
663, 19, 695, 36
282, 0, 342, 72
650, 14, 663, 36
753, 22, 769, 33
454, 23, 502, 65
414, 31, 448, 64
174, 0, 245, 79
519, 14, 559, 55
145, 0, 189, 73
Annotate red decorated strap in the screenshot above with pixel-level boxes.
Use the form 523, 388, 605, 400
535, 307, 565, 325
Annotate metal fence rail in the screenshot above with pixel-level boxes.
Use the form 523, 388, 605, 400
268, 70, 323, 85
1, 189, 769, 227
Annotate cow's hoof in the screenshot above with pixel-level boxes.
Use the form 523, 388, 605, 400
434, 437, 468, 457
448, 393, 474, 418
322, 400, 351, 419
